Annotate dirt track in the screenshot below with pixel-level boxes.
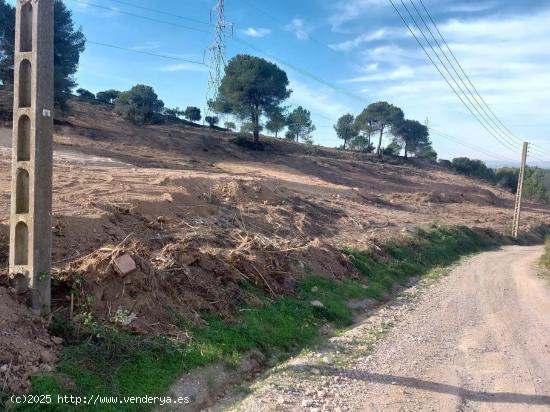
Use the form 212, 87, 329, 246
217, 246, 550, 411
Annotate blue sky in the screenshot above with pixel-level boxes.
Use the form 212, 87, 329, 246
10, 0, 550, 161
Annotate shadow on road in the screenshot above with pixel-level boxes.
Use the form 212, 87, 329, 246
287, 365, 550, 406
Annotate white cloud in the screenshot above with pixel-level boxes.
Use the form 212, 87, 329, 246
285, 18, 310, 40
241, 27, 272, 38
328, 0, 387, 32
329, 29, 386, 51
131, 42, 160, 51
361, 7, 550, 157
361, 44, 424, 66
157, 63, 208, 73
326, 0, 495, 32
342, 65, 415, 83
445, 2, 496, 13
364, 63, 379, 72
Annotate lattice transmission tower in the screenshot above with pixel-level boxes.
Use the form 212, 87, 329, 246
205, 0, 232, 121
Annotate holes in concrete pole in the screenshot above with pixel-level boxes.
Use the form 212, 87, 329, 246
16, 169, 30, 214
19, 60, 32, 108
20, 2, 33, 53
17, 115, 31, 161
14, 221, 29, 266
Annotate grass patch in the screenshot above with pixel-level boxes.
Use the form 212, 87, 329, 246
4, 225, 532, 412
540, 237, 550, 270
538, 237, 550, 283
344, 226, 495, 300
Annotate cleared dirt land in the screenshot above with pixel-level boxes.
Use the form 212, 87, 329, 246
0, 102, 549, 394
217, 246, 550, 412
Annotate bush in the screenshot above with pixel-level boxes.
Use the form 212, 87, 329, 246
115, 85, 164, 125
450, 157, 496, 182
438, 159, 452, 169
96, 89, 120, 105
183, 106, 201, 122
205, 116, 219, 128
233, 133, 265, 151
76, 88, 96, 103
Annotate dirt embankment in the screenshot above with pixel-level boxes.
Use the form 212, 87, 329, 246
0, 101, 549, 393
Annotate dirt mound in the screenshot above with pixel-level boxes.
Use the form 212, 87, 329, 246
0, 288, 61, 393
216, 180, 280, 205
418, 188, 503, 206
58, 226, 355, 334
0, 232, 60, 394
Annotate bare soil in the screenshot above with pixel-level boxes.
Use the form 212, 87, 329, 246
0, 101, 549, 393
0, 288, 61, 393
215, 246, 550, 412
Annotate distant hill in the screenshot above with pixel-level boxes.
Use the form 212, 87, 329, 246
485, 160, 550, 170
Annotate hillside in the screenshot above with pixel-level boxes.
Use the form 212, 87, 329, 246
0, 101, 549, 394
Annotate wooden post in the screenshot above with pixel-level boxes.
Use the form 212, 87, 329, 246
512, 142, 529, 239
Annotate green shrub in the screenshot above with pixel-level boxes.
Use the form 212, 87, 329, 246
115, 85, 164, 125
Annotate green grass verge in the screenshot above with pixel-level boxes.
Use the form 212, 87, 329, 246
541, 237, 550, 270
344, 225, 494, 300
2, 225, 511, 411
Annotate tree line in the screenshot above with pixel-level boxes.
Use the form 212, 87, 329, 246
0, 0, 434, 158
78, 54, 319, 145
0, 1, 445, 162
334, 103, 436, 159
439, 157, 550, 205
76, 85, 206, 125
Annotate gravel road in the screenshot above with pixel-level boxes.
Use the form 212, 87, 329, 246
214, 246, 550, 412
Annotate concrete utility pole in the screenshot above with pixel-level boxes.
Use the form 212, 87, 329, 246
512, 142, 529, 239
9, 0, 54, 315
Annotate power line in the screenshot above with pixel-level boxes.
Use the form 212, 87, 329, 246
430, 129, 514, 162
69, 0, 369, 105
406, 0, 519, 150
287, 102, 338, 123
234, 0, 345, 58
527, 150, 549, 163
430, 129, 506, 161
70, 0, 364, 128
67, 0, 210, 34
390, 0, 520, 154
229, 0, 538, 162
87, 40, 206, 65
415, 0, 550, 158
232, 36, 368, 104
72, 0, 530, 162
105, 0, 210, 25
238, 0, 550, 160
523, 143, 550, 160
429, 128, 515, 162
